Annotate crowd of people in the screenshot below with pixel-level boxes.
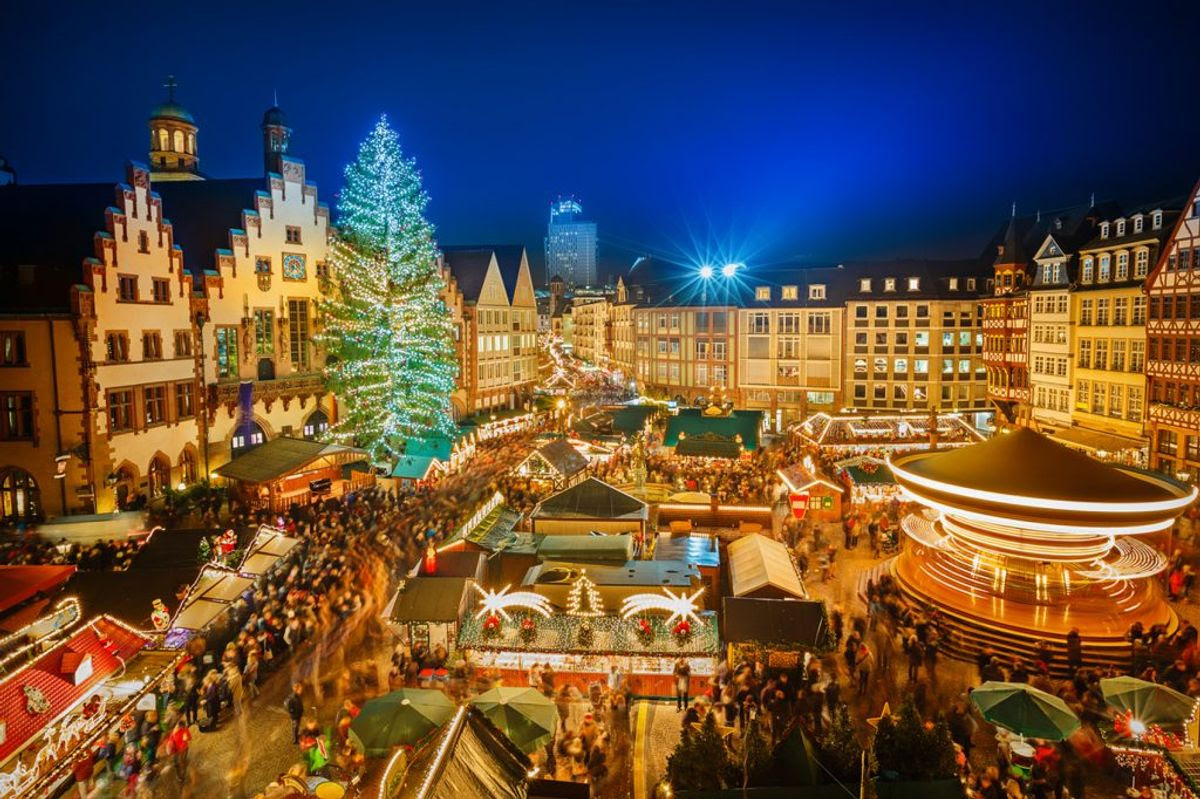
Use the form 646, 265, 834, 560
0, 536, 145, 570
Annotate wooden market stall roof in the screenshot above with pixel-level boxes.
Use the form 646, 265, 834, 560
535, 534, 634, 563
389, 577, 471, 624
170, 567, 256, 632
727, 533, 807, 599
834, 456, 895, 486
520, 439, 589, 479
722, 596, 829, 650
0, 565, 76, 617
214, 437, 368, 484
238, 525, 302, 577
388, 706, 530, 799
531, 477, 648, 521
664, 408, 763, 457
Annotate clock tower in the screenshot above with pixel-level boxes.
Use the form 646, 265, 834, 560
262, 104, 291, 175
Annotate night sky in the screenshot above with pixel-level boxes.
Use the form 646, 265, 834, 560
3, 0, 1200, 282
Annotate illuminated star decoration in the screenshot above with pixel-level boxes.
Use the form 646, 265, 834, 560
473, 584, 553, 620
620, 586, 705, 626
867, 702, 892, 730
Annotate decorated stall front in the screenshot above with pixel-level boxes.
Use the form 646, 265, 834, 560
458, 574, 718, 697
386, 577, 472, 656
664, 408, 763, 459
795, 410, 984, 454
515, 439, 590, 491
214, 437, 372, 512
777, 457, 844, 524
835, 455, 898, 502
530, 477, 648, 537
165, 566, 256, 648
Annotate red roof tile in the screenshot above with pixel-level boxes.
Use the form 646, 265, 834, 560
0, 617, 148, 764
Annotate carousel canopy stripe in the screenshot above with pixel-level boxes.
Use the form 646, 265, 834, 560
390, 577, 470, 623
892, 428, 1191, 508
214, 437, 368, 484
727, 534, 806, 599
664, 409, 763, 451
532, 477, 648, 520
535, 534, 634, 563
1075, 537, 1169, 580
721, 597, 827, 649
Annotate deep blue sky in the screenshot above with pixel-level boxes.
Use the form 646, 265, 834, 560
3, 0, 1199, 282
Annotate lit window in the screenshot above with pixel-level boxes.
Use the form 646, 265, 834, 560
859, 278, 871, 292
808, 284, 826, 300
906, 277, 920, 291
755, 286, 770, 301
948, 277, 959, 291
883, 278, 896, 292
781, 285, 798, 300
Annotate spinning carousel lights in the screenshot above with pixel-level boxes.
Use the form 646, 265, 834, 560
890, 457, 1198, 515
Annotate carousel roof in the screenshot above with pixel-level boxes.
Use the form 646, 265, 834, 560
892, 428, 1192, 507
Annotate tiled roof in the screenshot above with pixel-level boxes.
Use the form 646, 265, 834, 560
153, 178, 264, 277
0, 182, 115, 312
0, 617, 149, 764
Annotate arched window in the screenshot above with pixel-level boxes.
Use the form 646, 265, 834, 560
303, 409, 328, 440
187, 132, 195, 154
231, 422, 266, 457
172, 130, 184, 153
148, 456, 170, 498
158, 129, 169, 152
0, 467, 41, 521
179, 449, 197, 485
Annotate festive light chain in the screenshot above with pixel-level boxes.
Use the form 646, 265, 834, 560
620, 587, 706, 626
473, 584, 554, 620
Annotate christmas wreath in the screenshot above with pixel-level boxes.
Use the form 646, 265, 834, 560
635, 617, 654, 644
520, 616, 537, 643
482, 614, 501, 639
672, 619, 692, 642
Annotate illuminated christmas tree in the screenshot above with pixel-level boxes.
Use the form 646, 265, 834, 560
566, 571, 604, 617
320, 116, 457, 460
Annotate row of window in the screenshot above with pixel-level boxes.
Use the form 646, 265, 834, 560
1078, 296, 1147, 326
1032, 294, 1070, 315
1099, 212, 1162, 239
1149, 337, 1200, 364
117, 275, 173, 303
1079, 249, 1150, 284
1031, 356, 1070, 378
1151, 380, 1200, 409
1033, 386, 1071, 414
105, 330, 192, 362
857, 330, 980, 349
106, 381, 196, 433
753, 285, 824, 301
1074, 380, 1143, 421
1077, 339, 1146, 372
853, 357, 980, 376
1149, 294, 1200, 321
851, 383, 977, 403
1156, 430, 1200, 461
856, 276, 978, 293
1031, 325, 1069, 345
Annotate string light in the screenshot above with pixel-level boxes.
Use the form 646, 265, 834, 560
620, 586, 705, 626
566, 571, 605, 617
473, 583, 554, 620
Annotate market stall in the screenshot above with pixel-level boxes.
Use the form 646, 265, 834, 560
238, 524, 302, 578
834, 455, 898, 502
514, 439, 590, 491
530, 477, 648, 536
794, 410, 984, 454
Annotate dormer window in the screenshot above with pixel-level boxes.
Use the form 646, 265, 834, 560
906, 277, 920, 291
948, 277, 959, 291
966, 278, 976, 291
883, 278, 896, 292
755, 286, 770, 301
1153, 210, 1163, 229
808, 284, 826, 301
1133, 215, 1144, 234
1100, 222, 1110, 239
781, 285, 798, 300
859, 278, 871, 292
1116, 220, 1126, 237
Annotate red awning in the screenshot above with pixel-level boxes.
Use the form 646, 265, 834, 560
0, 565, 76, 616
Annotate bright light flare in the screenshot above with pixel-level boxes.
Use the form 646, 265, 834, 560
620, 586, 705, 625
721, 262, 741, 278
698, 264, 714, 279
473, 584, 554, 620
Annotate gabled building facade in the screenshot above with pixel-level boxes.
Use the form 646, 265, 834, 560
1147, 185, 1200, 482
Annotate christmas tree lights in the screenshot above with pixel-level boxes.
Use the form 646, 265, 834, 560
319, 115, 458, 460
566, 571, 604, 617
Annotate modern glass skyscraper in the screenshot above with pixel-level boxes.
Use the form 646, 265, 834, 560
545, 198, 597, 288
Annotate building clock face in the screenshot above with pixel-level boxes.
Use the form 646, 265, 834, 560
282, 253, 306, 280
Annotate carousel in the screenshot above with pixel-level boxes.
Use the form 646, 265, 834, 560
888, 429, 1197, 668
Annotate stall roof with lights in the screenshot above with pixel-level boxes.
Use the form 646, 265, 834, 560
519, 439, 589, 480
0, 565, 76, 617
664, 409, 763, 456
531, 478, 648, 521
728, 534, 807, 600
389, 578, 471, 624
535, 535, 634, 563
238, 526, 302, 577
389, 705, 530, 799
214, 437, 368, 484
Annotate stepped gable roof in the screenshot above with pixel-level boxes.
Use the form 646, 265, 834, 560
441, 244, 527, 303
153, 177, 263, 277
892, 428, 1188, 505
0, 182, 114, 312
532, 477, 648, 520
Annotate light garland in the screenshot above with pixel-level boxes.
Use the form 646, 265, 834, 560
415, 705, 467, 799
620, 586, 705, 626
473, 583, 553, 620
566, 571, 605, 617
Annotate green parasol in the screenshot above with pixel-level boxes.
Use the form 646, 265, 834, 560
468, 686, 560, 753
971, 681, 1081, 741
1101, 676, 1198, 727
349, 689, 456, 757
